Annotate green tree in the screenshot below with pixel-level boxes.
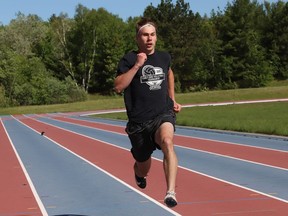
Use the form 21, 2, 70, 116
144, 0, 202, 91
0, 13, 86, 106
2, 13, 49, 60
217, 0, 274, 88
66, 5, 126, 94
48, 13, 76, 81
262, 0, 288, 79
191, 17, 229, 90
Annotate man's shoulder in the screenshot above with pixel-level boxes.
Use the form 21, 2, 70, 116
154, 50, 171, 61
123, 50, 138, 60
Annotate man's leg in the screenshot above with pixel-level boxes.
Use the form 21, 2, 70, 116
134, 157, 151, 177
155, 122, 178, 207
134, 158, 151, 189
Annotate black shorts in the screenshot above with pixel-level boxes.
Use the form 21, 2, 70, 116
125, 111, 176, 162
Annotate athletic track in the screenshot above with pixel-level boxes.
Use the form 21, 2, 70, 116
1, 100, 288, 215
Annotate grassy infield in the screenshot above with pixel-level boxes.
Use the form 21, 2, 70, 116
1, 82, 288, 137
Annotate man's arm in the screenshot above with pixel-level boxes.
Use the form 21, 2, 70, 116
114, 53, 147, 93
168, 68, 181, 113
114, 64, 140, 93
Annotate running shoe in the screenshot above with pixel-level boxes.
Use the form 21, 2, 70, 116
135, 174, 146, 189
164, 191, 177, 208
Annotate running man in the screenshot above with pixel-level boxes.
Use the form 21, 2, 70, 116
114, 17, 181, 208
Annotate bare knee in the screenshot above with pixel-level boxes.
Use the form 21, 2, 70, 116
155, 122, 175, 154
160, 137, 174, 154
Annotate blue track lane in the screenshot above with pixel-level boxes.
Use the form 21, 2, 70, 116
3, 118, 177, 216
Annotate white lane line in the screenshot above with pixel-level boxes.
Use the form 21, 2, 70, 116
182, 98, 288, 108
2, 118, 48, 216
78, 98, 288, 116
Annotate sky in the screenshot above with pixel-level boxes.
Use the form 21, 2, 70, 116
0, 0, 283, 25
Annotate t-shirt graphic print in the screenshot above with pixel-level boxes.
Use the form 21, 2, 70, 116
140, 65, 165, 90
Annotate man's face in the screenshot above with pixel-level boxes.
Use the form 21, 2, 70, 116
136, 24, 157, 54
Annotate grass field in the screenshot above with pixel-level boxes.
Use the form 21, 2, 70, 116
178, 102, 288, 136
1, 84, 288, 137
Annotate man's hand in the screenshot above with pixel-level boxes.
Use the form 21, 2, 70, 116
135, 52, 147, 68
173, 102, 182, 113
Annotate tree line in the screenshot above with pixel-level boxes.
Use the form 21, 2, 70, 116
0, 0, 287, 107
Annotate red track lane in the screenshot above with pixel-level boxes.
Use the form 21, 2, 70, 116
51, 115, 126, 134
17, 116, 288, 215
50, 116, 288, 169
0, 121, 42, 216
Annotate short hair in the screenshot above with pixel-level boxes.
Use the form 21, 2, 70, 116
136, 17, 157, 35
